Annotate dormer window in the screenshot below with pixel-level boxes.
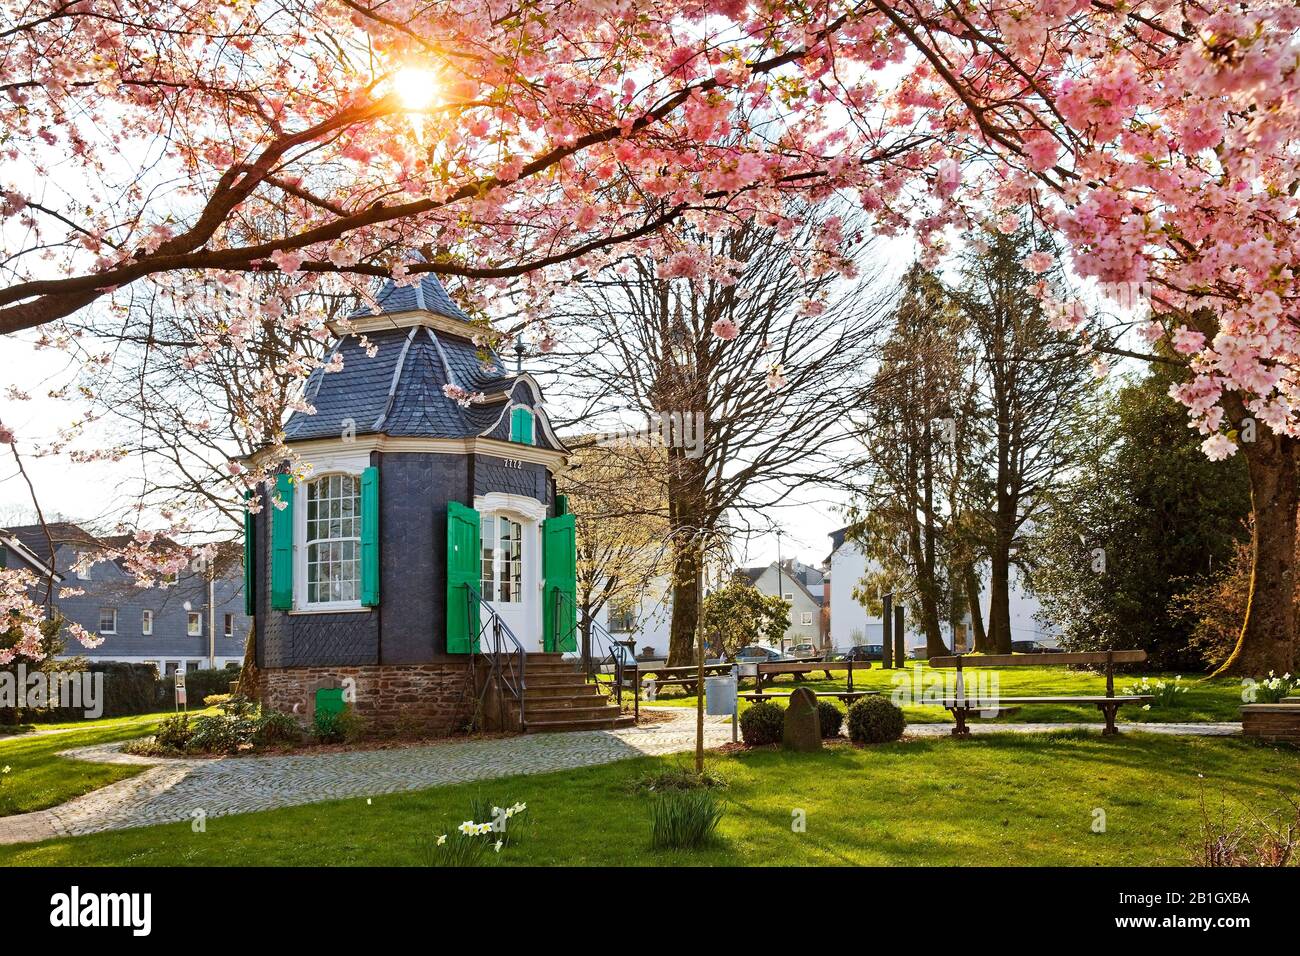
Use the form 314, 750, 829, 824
510, 406, 535, 446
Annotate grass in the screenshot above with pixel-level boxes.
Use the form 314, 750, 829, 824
1, 731, 1296, 866
0, 710, 212, 817
636, 663, 1246, 725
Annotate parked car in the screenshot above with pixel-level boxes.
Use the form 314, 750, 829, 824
788, 643, 821, 661
734, 644, 790, 663
1011, 640, 1057, 654
845, 644, 883, 662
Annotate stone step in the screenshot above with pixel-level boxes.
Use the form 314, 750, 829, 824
525, 713, 637, 733
524, 671, 590, 687
525, 696, 619, 713
524, 682, 607, 699
526, 702, 626, 721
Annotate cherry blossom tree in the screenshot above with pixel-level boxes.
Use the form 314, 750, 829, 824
2, 0, 1298, 671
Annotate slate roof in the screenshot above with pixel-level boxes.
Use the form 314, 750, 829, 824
349, 271, 474, 322
3, 522, 101, 566
283, 326, 518, 442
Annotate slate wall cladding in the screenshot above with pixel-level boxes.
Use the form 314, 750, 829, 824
473, 454, 549, 501
255, 482, 380, 669
378, 451, 470, 662
259, 661, 475, 734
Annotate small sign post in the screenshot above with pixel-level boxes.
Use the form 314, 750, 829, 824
174, 671, 187, 712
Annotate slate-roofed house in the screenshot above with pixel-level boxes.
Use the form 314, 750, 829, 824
0, 522, 248, 673
244, 271, 629, 734
740, 559, 827, 649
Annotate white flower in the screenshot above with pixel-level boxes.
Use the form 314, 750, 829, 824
458, 821, 477, 835
1, 766, 9, 774
494, 840, 504, 853
1142, 704, 1151, 711
437, 834, 447, 846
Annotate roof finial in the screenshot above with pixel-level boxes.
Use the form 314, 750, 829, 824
513, 334, 525, 374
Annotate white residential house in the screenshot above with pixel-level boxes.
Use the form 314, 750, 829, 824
601, 572, 673, 659
739, 559, 827, 650
824, 526, 1059, 655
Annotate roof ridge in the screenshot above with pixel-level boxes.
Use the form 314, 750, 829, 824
371, 327, 419, 431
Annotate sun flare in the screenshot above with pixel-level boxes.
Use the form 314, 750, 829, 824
393, 66, 438, 111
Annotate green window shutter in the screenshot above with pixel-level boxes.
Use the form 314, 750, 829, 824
510, 406, 534, 445
270, 474, 294, 610
445, 501, 481, 653
360, 466, 380, 607
542, 513, 577, 653
242, 490, 256, 616
554, 493, 568, 517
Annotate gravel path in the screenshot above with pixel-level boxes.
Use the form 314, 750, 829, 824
0, 712, 1240, 846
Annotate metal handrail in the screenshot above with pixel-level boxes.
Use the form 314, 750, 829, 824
552, 590, 639, 720
464, 582, 527, 730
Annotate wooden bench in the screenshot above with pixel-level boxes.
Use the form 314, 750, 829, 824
927, 650, 1154, 736
739, 690, 878, 704
751, 659, 865, 691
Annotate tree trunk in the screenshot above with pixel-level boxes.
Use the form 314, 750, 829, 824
667, 538, 703, 668
988, 543, 1012, 654
1212, 427, 1299, 676
965, 563, 992, 653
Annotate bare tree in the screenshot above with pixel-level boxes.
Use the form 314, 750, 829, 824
539, 211, 889, 667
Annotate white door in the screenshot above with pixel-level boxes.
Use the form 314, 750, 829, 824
479, 513, 541, 651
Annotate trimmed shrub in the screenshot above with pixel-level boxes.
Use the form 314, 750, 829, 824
186, 713, 256, 754
154, 714, 192, 751
739, 701, 784, 746
312, 706, 364, 744
817, 700, 845, 738
204, 693, 233, 708
253, 710, 300, 745
847, 696, 906, 744
650, 789, 725, 850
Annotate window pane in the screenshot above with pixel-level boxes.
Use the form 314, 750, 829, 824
305, 474, 361, 604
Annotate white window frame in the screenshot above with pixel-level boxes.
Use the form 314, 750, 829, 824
98, 607, 117, 634
142, 610, 153, 636
801, 611, 814, 626
783, 592, 794, 602
187, 612, 202, 636
223, 613, 234, 638
290, 453, 369, 613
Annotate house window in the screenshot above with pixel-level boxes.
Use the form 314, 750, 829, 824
187, 612, 202, 636
479, 514, 522, 604
76, 553, 90, 581
801, 612, 814, 626
223, 613, 234, 638
98, 607, 117, 634
609, 603, 637, 633
142, 610, 153, 635
305, 473, 361, 604
783, 592, 794, 602
510, 406, 535, 445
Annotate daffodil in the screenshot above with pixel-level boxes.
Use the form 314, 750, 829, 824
437, 834, 447, 846
494, 840, 503, 852
458, 821, 477, 835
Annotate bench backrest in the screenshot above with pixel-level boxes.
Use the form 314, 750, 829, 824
928, 650, 1146, 669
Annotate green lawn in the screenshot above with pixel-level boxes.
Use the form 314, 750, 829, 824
631, 663, 1245, 725
2, 732, 1295, 866
0, 711, 206, 817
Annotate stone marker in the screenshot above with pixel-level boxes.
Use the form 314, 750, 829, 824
782, 687, 822, 752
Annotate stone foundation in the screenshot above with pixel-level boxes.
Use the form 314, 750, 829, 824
260, 662, 482, 736
1241, 702, 1300, 743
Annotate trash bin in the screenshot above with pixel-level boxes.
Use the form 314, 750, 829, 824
705, 674, 737, 716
